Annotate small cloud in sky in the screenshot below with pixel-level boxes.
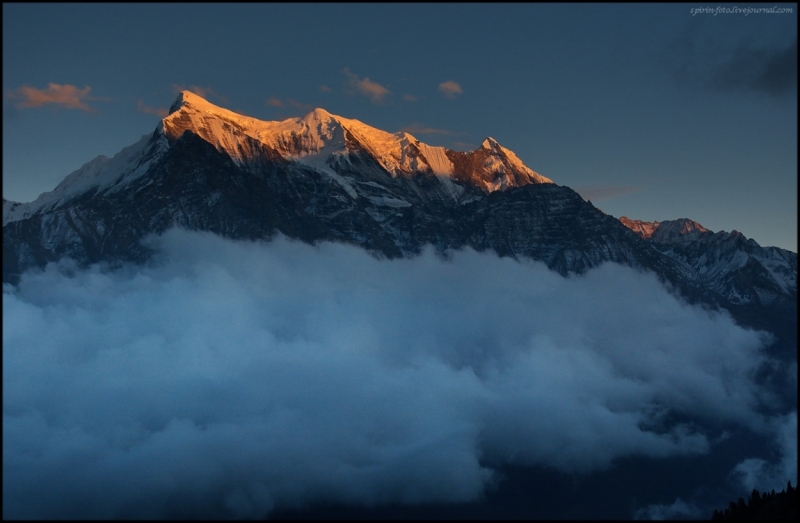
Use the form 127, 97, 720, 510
438, 80, 463, 98
400, 122, 455, 135
287, 99, 313, 111
136, 100, 169, 118
319, 85, 332, 92
402, 94, 417, 102
343, 68, 391, 104
573, 185, 643, 202
5, 83, 106, 112
266, 97, 312, 112
171, 84, 226, 104
452, 141, 477, 151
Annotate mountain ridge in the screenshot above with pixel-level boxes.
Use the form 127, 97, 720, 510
3, 92, 796, 360
620, 216, 796, 310
3, 91, 554, 226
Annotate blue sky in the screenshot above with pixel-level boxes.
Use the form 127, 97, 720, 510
3, 3, 797, 250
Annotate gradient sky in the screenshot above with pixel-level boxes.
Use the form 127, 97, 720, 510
3, 3, 797, 251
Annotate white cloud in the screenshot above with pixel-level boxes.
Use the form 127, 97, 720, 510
6, 83, 106, 112
343, 69, 391, 104
729, 411, 797, 493
2, 228, 778, 518
633, 498, 704, 520
438, 80, 463, 98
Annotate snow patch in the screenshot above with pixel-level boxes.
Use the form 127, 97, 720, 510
367, 195, 412, 208
416, 142, 453, 176
3, 133, 156, 225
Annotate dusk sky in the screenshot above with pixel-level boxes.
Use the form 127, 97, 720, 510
3, 5, 798, 519
3, 3, 797, 251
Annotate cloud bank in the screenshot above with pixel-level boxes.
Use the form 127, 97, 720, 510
634, 497, 705, 520
2, 229, 786, 519
669, 36, 797, 99
730, 411, 798, 493
710, 39, 797, 98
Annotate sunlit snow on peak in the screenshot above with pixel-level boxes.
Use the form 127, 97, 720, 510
160, 92, 553, 189
303, 107, 333, 120
481, 137, 499, 151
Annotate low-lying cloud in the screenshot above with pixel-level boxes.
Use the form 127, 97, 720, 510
730, 411, 797, 493
2, 229, 790, 518
634, 497, 705, 520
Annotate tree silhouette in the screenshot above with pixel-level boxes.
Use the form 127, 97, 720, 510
711, 481, 796, 520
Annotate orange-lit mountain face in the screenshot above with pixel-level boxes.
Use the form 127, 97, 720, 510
163, 90, 553, 194
619, 216, 709, 241
3, 91, 796, 358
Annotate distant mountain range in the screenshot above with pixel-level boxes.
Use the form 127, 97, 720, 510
3, 91, 796, 357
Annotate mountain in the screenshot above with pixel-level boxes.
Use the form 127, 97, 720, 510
619, 217, 796, 309
3, 91, 796, 356
618, 217, 797, 359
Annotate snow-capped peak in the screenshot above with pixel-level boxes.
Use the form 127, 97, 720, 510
620, 217, 710, 242
160, 92, 553, 190
302, 107, 333, 121
168, 89, 222, 115
5, 92, 556, 226
470, 136, 552, 188
3, 131, 165, 226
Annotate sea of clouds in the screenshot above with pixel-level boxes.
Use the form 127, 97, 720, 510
3, 228, 796, 519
